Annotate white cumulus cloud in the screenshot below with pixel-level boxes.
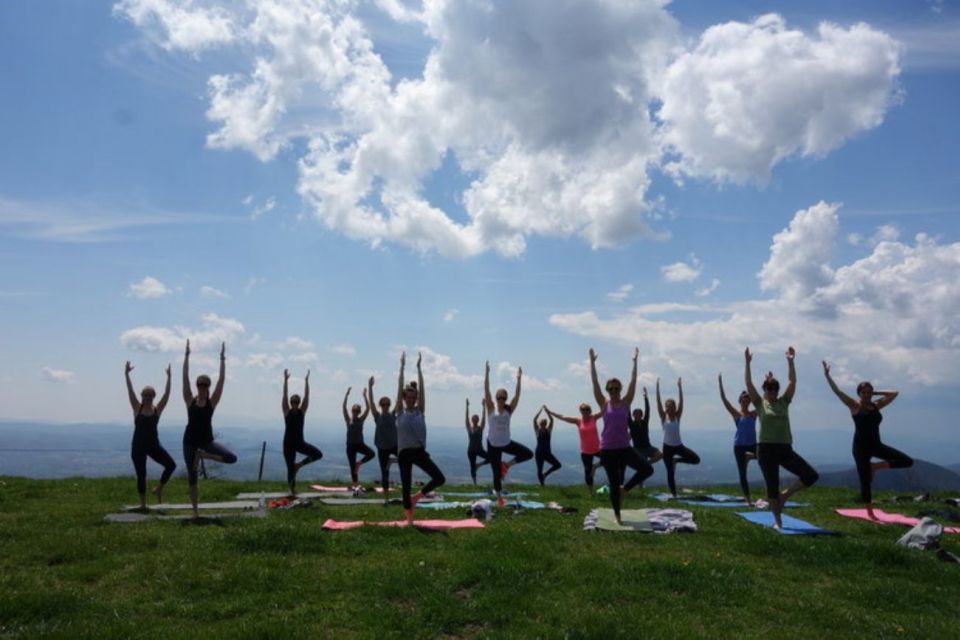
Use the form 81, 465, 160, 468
120, 313, 245, 352
607, 284, 634, 302
200, 285, 229, 299
661, 256, 703, 283
115, 3, 902, 256
658, 14, 901, 184
129, 276, 172, 299
550, 203, 960, 387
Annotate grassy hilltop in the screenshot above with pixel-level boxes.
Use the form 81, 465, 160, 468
1, 477, 958, 639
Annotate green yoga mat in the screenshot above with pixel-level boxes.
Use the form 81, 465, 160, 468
593, 508, 653, 532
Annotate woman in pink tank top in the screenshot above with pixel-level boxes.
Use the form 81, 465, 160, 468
545, 403, 603, 495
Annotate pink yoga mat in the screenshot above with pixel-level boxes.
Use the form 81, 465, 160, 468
310, 484, 387, 493
322, 518, 485, 530
835, 508, 960, 534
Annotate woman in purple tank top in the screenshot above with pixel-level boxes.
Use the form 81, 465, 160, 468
589, 347, 654, 525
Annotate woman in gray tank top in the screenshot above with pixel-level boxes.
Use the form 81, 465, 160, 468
395, 352, 445, 524
484, 360, 533, 505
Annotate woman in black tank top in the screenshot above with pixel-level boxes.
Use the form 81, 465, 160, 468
125, 361, 177, 509
182, 340, 237, 518
823, 361, 913, 516
283, 369, 323, 495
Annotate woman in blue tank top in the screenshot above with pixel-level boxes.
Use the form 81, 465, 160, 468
719, 373, 757, 504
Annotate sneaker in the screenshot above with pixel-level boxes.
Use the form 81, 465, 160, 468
496, 497, 505, 507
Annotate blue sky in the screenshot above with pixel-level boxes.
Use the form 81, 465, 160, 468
1, 1, 958, 455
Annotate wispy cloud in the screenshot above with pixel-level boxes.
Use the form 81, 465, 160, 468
607, 284, 634, 302
695, 278, 720, 297
200, 285, 230, 299
330, 344, 357, 357
442, 309, 459, 323
0, 195, 236, 242
41, 367, 75, 383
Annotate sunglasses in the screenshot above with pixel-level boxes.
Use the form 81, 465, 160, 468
197, 382, 210, 388
606, 386, 621, 392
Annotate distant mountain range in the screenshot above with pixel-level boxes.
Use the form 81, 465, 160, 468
817, 459, 960, 493
2, 420, 957, 494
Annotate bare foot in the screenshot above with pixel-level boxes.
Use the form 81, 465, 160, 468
151, 485, 164, 503
404, 508, 414, 525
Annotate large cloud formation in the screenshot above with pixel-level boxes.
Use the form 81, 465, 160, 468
115, 1, 901, 256
550, 202, 960, 386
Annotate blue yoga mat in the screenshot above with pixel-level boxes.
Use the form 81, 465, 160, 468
735, 511, 839, 535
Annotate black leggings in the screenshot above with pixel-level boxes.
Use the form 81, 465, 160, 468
131, 441, 177, 495
398, 447, 446, 509
733, 444, 758, 499
346, 443, 376, 482
378, 446, 398, 490
468, 448, 490, 483
487, 440, 533, 493
758, 443, 819, 500
580, 452, 600, 488
183, 440, 237, 487
535, 448, 562, 484
662, 444, 701, 496
853, 440, 913, 503
283, 440, 323, 487
600, 447, 654, 517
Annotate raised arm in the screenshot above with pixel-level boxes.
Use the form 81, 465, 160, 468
342, 387, 351, 425
483, 361, 494, 412
182, 340, 193, 405
655, 378, 665, 422
822, 361, 857, 412
509, 366, 522, 413
368, 376, 379, 419
545, 406, 554, 431
464, 398, 471, 432
532, 406, 543, 431
676, 377, 684, 419
416, 351, 425, 413
718, 374, 739, 422
282, 369, 290, 416
395, 352, 405, 415
744, 348, 760, 402
480, 401, 486, 430
642, 388, 650, 427
157, 365, 172, 414
623, 347, 639, 406
302, 370, 310, 414
124, 361, 140, 415
210, 342, 226, 408
783, 346, 797, 402
544, 406, 580, 425
589, 348, 605, 408
874, 389, 899, 410
361, 387, 371, 421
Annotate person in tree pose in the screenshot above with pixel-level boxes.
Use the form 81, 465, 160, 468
368, 375, 400, 501
532, 406, 562, 486
629, 388, 662, 464
182, 340, 237, 519
343, 386, 374, 487
124, 360, 176, 508
282, 369, 322, 496
657, 376, 701, 497
464, 398, 489, 485
823, 360, 912, 517
719, 373, 758, 504
589, 347, 654, 525
545, 403, 603, 495
484, 361, 532, 505
395, 351, 445, 524
744, 346, 818, 529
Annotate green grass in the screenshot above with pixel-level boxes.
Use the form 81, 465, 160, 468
1, 476, 958, 638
